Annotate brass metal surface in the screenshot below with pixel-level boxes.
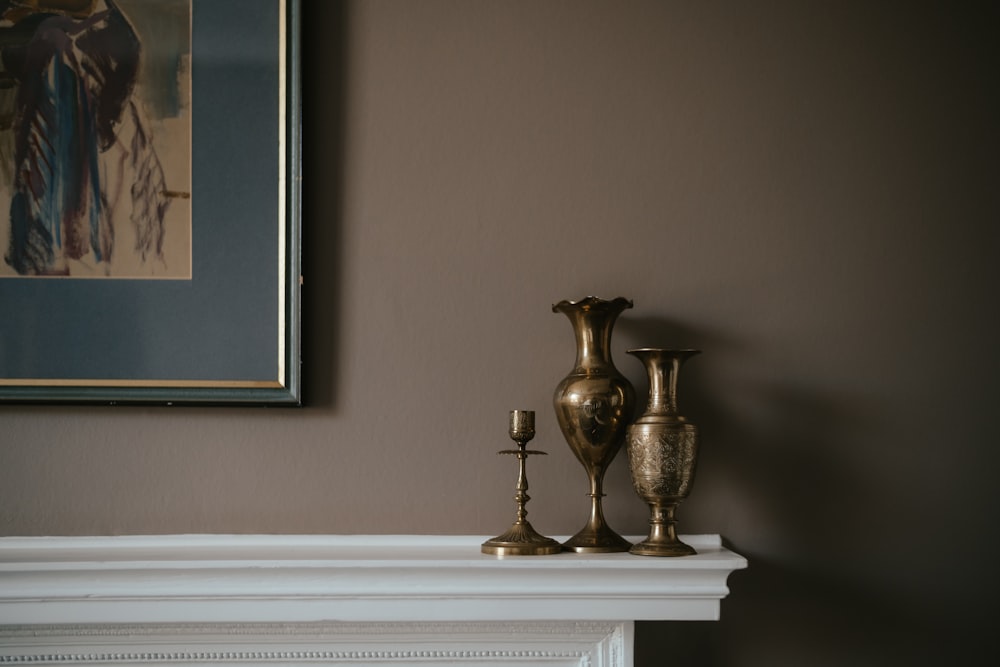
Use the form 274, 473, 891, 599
552, 297, 635, 553
626, 348, 701, 557
482, 410, 561, 556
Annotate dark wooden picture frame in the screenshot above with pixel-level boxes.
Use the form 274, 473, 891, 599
0, 0, 301, 405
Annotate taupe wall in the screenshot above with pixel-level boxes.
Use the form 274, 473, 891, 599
2, 1, 997, 665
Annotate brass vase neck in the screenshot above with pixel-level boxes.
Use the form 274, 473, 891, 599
628, 348, 700, 417
553, 297, 633, 372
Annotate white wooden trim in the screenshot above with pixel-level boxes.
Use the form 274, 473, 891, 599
0, 534, 745, 666
0, 621, 631, 667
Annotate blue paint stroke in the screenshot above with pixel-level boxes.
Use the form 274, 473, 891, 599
1, 0, 170, 275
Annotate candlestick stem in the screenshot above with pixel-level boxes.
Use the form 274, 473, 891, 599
482, 411, 561, 556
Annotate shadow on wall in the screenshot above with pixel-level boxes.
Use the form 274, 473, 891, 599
619, 315, 987, 665
636, 559, 984, 667
300, 0, 348, 410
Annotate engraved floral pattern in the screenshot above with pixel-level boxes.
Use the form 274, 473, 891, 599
628, 428, 697, 498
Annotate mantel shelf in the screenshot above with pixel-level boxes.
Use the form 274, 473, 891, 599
1, 534, 746, 667
0, 533, 746, 625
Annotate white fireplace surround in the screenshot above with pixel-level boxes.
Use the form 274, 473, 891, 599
0, 534, 746, 666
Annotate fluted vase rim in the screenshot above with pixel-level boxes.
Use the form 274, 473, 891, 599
552, 296, 633, 313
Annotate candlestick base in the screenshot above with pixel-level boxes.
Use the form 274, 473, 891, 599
482, 523, 562, 556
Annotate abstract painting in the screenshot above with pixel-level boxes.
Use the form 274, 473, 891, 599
0, 0, 190, 278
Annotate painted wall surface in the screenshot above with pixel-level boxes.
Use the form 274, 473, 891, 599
2, 1, 997, 665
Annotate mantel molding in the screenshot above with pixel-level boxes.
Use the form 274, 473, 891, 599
0, 621, 629, 667
0, 534, 746, 667
0, 533, 745, 624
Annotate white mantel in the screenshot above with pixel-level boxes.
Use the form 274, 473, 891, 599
0, 534, 746, 666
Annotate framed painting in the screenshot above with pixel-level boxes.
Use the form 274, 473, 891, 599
0, 0, 301, 405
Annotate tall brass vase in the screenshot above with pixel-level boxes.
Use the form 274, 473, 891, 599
626, 348, 700, 557
552, 296, 635, 553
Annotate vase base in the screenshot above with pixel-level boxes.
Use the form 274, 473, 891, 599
562, 527, 632, 553
629, 539, 697, 557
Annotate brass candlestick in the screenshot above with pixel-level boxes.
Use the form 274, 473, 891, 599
482, 410, 561, 556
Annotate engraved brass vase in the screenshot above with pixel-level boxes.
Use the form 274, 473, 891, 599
552, 296, 635, 553
626, 348, 700, 557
